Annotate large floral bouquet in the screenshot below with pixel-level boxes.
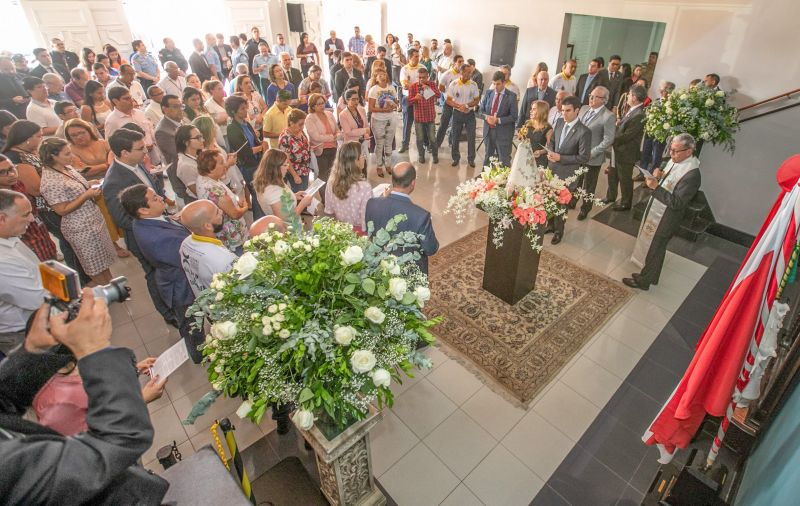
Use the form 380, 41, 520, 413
645, 85, 739, 152
445, 160, 597, 251
189, 200, 438, 431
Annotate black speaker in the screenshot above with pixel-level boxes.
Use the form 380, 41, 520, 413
490, 25, 519, 68
287, 3, 305, 33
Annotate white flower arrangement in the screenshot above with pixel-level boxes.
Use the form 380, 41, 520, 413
190, 212, 439, 429
645, 85, 739, 153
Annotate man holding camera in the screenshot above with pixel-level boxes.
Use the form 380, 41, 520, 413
0, 288, 168, 504
0, 189, 46, 355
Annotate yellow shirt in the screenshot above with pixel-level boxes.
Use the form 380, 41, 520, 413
262, 105, 293, 149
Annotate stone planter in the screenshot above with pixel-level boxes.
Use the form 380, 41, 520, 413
294, 405, 386, 506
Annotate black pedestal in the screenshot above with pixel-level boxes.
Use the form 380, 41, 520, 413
481, 220, 541, 305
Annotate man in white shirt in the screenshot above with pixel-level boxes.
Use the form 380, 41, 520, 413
143, 85, 164, 131
550, 59, 578, 95
105, 87, 155, 149
0, 189, 46, 353
548, 90, 570, 126
23, 77, 59, 135
435, 54, 464, 149
106, 64, 147, 108
398, 48, 423, 153
179, 199, 238, 295
446, 64, 481, 167
158, 61, 187, 97
435, 42, 454, 75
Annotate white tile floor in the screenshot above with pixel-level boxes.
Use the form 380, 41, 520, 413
103, 133, 707, 504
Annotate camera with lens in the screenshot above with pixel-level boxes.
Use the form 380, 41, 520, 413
39, 260, 130, 321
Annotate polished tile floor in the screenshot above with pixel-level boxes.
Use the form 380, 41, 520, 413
103, 129, 736, 505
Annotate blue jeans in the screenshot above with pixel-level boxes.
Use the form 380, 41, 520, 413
450, 110, 476, 162
436, 103, 454, 147
401, 95, 414, 146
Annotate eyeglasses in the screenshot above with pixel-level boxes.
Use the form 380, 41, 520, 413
0, 167, 17, 176
589, 94, 605, 100
669, 147, 690, 154
189, 135, 204, 141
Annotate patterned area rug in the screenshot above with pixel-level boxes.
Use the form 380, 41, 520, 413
425, 227, 632, 407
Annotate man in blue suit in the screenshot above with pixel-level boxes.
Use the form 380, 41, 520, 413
480, 71, 518, 167
102, 128, 175, 325
365, 163, 439, 275
119, 184, 203, 363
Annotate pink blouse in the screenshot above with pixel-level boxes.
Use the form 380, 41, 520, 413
305, 110, 339, 155
324, 180, 373, 231
338, 105, 369, 143
33, 373, 88, 436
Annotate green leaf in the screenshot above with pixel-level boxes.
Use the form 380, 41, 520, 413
361, 278, 376, 295
343, 284, 356, 295
345, 273, 360, 284
299, 387, 315, 403
401, 292, 417, 305
247, 336, 257, 353
377, 285, 387, 299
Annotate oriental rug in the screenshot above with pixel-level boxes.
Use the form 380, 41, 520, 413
425, 227, 632, 407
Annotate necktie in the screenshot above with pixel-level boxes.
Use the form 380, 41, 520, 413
559, 124, 570, 150
490, 92, 500, 116
583, 110, 596, 124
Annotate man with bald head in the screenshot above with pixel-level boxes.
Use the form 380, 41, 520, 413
365, 162, 439, 274
179, 199, 238, 296
158, 61, 186, 97
518, 70, 556, 128
249, 215, 286, 237
548, 90, 570, 125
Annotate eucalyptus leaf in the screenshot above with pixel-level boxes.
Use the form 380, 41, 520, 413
361, 278, 376, 295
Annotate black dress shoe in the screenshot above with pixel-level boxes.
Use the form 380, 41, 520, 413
623, 277, 650, 290
418, 157, 426, 163
632, 273, 658, 285
451, 160, 459, 167
551, 233, 562, 245
601, 198, 616, 205
544, 224, 554, 234
611, 204, 631, 211
432, 156, 439, 164
468, 161, 476, 168
399, 144, 408, 153
577, 209, 589, 221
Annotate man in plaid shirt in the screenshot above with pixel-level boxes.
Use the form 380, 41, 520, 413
408, 67, 441, 164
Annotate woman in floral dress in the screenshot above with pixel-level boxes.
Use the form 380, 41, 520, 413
38, 138, 116, 285
277, 109, 311, 192
194, 150, 248, 255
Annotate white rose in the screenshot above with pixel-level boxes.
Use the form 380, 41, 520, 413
279, 303, 287, 311
414, 286, 431, 307
304, 244, 312, 252
292, 241, 304, 250
679, 94, 688, 100
273, 240, 290, 256
208, 352, 216, 361
292, 409, 315, 430
705, 98, 715, 107
273, 322, 281, 331
340, 245, 364, 266
268, 304, 278, 314
212, 380, 224, 391
662, 122, 671, 130
371, 368, 391, 388
312, 237, 320, 247
214, 365, 223, 374
215, 291, 224, 301
364, 306, 386, 324
262, 325, 273, 336
236, 400, 253, 418
211, 321, 238, 340
250, 312, 259, 320
381, 257, 401, 275
234, 252, 259, 279
278, 329, 290, 339
389, 277, 407, 301
351, 349, 377, 373
334, 326, 356, 346
275, 314, 285, 322
716, 90, 725, 97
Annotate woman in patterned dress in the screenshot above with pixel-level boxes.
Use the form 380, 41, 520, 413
324, 141, 372, 233
194, 150, 248, 255
277, 109, 311, 192
38, 138, 116, 285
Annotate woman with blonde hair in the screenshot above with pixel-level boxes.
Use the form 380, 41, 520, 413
324, 141, 372, 233
363, 35, 377, 59
526, 62, 549, 88
253, 149, 315, 221
64, 118, 129, 257
524, 100, 553, 167
366, 59, 387, 90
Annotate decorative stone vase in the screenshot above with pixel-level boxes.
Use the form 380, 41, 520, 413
294, 405, 386, 506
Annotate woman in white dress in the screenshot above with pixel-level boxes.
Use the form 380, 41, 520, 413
253, 149, 316, 222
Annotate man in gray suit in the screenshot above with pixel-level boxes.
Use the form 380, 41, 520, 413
154, 94, 190, 203
576, 85, 616, 220
365, 162, 439, 274
517, 70, 556, 129
546, 95, 591, 244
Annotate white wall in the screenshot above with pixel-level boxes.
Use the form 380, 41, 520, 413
383, 0, 800, 107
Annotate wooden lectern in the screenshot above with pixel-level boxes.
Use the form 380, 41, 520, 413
481, 219, 542, 305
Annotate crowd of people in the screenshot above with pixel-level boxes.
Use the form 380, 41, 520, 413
0, 23, 718, 503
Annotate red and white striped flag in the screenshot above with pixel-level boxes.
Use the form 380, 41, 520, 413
643, 155, 800, 463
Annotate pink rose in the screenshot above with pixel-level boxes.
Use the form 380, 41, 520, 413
558, 188, 572, 205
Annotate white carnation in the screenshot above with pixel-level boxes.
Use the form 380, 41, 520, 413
371, 368, 391, 387
334, 326, 356, 345
662, 122, 670, 130
215, 291, 224, 301
340, 245, 364, 266
351, 349, 377, 373
679, 94, 688, 100
292, 409, 315, 430
273, 240, 290, 256
234, 252, 258, 279
312, 237, 320, 247
364, 306, 386, 324
236, 400, 253, 418
262, 325, 273, 336
279, 303, 287, 311
278, 329, 290, 339
389, 277, 407, 301
268, 304, 278, 314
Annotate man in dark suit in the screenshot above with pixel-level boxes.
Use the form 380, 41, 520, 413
154, 94, 190, 202
334, 52, 365, 101
0, 56, 29, 118
189, 39, 213, 83
365, 163, 439, 274
324, 30, 345, 68
607, 85, 647, 210
102, 128, 174, 324
279, 52, 303, 90
49, 38, 79, 81
480, 71, 518, 167
576, 86, 616, 220
120, 184, 204, 363
605, 55, 625, 112
517, 70, 556, 129
575, 58, 609, 106
29, 48, 58, 79
329, 50, 343, 96
624, 134, 701, 290
546, 95, 591, 244
0, 294, 168, 504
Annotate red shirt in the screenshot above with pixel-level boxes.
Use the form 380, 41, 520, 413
12, 181, 57, 261
408, 80, 441, 122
